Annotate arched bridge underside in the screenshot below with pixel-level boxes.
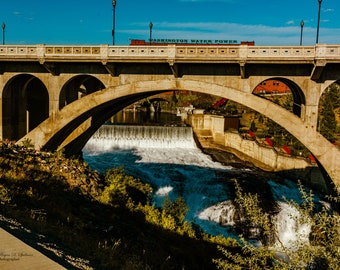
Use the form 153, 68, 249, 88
18, 78, 340, 190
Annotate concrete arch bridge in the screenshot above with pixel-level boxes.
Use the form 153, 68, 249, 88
0, 44, 340, 190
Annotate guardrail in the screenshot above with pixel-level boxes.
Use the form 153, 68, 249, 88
0, 44, 340, 62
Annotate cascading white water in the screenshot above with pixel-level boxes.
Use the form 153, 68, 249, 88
83, 124, 314, 249
197, 199, 311, 248
198, 200, 236, 226
85, 125, 196, 151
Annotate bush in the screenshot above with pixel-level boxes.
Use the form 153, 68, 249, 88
99, 167, 152, 207
214, 180, 340, 270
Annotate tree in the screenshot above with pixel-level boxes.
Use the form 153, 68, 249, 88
163, 196, 189, 225
250, 120, 257, 132
319, 84, 339, 142
100, 167, 152, 207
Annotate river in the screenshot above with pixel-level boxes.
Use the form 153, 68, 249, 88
83, 111, 320, 248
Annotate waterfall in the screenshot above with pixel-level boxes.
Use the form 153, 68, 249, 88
198, 200, 236, 226
83, 123, 314, 251
84, 124, 197, 151
197, 199, 311, 249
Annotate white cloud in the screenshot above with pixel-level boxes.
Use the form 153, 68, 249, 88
323, 8, 334, 12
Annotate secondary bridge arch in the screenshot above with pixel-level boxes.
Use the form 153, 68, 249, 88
2, 74, 49, 140
59, 75, 105, 109
253, 77, 306, 117
18, 78, 340, 189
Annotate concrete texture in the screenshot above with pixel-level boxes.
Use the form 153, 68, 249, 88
0, 227, 65, 270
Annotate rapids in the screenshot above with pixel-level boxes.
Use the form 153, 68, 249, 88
83, 124, 315, 248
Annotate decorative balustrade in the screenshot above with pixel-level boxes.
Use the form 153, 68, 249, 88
1, 44, 340, 62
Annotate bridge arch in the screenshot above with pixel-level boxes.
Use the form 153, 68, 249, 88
252, 77, 306, 117
19, 78, 340, 188
2, 74, 49, 141
59, 75, 105, 109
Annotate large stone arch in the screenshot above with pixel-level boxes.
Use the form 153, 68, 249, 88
2, 74, 49, 140
18, 78, 340, 189
59, 75, 105, 109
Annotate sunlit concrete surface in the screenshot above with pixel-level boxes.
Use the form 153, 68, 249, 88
0, 227, 65, 270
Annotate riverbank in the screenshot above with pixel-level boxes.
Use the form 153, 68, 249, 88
0, 141, 237, 269
192, 129, 330, 194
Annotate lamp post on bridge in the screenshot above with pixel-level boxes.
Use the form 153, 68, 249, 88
112, 0, 116, 45
149, 22, 153, 45
2, 22, 5, 45
300, 20, 304, 45
316, 0, 322, 44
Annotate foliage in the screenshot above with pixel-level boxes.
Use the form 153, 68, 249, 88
0, 183, 11, 204
2, 141, 339, 269
163, 195, 189, 225
20, 138, 35, 148
135, 197, 197, 238
214, 179, 340, 270
2, 141, 228, 269
250, 120, 257, 132
233, 180, 274, 245
214, 180, 280, 269
99, 167, 197, 237
99, 167, 152, 206
214, 239, 280, 270
224, 100, 239, 115
318, 84, 340, 142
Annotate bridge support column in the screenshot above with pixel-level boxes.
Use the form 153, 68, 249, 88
39, 75, 68, 116
302, 82, 322, 130
303, 105, 319, 130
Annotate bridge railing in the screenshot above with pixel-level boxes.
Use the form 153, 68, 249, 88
0, 46, 38, 58
1, 44, 340, 62
245, 46, 315, 57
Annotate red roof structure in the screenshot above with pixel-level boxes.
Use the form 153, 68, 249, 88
253, 80, 291, 95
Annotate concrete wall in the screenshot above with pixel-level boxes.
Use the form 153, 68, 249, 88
188, 113, 328, 192
223, 131, 310, 170
189, 113, 312, 170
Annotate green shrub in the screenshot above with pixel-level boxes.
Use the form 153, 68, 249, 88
0, 183, 11, 204
214, 180, 340, 270
99, 167, 152, 207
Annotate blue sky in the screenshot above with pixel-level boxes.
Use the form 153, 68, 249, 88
1, 0, 339, 46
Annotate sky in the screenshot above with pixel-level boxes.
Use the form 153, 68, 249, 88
0, 0, 339, 46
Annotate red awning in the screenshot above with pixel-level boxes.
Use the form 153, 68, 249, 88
265, 137, 273, 146
283, 145, 291, 155
248, 130, 256, 138
309, 154, 316, 163
212, 98, 228, 108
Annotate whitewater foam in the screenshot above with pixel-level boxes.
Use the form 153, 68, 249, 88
155, 186, 173, 196
85, 125, 197, 150
198, 200, 236, 226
